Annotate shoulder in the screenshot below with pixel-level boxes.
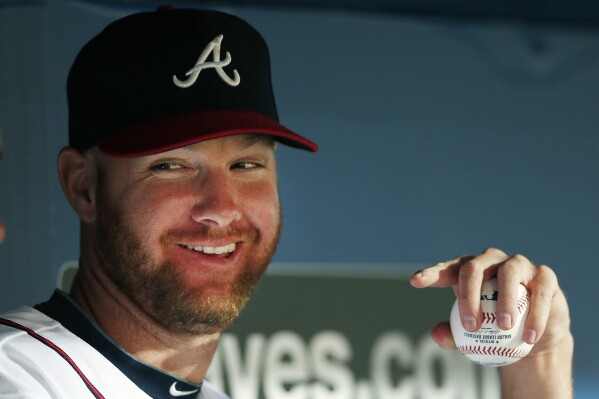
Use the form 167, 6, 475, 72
0, 306, 152, 398
0, 306, 60, 339
0, 307, 62, 398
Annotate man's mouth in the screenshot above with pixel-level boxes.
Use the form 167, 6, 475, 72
178, 243, 237, 255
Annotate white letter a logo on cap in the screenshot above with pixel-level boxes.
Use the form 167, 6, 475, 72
173, 35, 241, 88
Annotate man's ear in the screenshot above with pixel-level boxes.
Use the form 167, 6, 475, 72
57, 147, 98, 223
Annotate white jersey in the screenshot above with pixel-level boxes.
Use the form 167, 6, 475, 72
0, 290, 229, 399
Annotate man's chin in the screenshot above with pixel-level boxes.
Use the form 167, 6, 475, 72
140, 278, 254, 335
155, 297, 248, 336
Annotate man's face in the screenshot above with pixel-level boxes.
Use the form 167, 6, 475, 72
91, 135, 281, 335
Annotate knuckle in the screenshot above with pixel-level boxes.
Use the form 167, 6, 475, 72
457, 298, 476, 314
500, 292, 519, 306
501, 258, 520, 272
524, 314, 545, 330
510, 253, 529, 265
460, 259, 482, 275
536, 264, 557, 282
500, 254, 528, 274
534, 288, 553, 302
483, 247, 506, 257
527, 265, 559, 304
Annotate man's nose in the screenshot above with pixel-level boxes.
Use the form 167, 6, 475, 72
189, 171, 242, 227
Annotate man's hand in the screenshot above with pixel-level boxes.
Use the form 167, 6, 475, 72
410, 247, 573, 399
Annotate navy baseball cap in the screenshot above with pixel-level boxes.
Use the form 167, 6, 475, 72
67, 6, 318, 157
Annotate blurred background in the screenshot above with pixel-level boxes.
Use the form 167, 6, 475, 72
1, 0, 597, 397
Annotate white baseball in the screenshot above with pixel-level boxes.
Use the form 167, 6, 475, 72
449, 278, 533, 367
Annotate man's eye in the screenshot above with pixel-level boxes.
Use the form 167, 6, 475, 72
232, 161, 260, 170
151, 162, 183, 171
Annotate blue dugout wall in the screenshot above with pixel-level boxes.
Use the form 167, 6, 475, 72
1, 1, 597, 397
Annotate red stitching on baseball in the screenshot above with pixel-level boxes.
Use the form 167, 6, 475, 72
482, 312, 496, 323
457, 345, 530, 358
517, 290, 531, 314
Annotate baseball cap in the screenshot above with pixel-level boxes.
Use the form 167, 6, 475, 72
67, 6, 318, 157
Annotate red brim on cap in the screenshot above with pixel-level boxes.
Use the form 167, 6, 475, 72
98, 108, 318, 157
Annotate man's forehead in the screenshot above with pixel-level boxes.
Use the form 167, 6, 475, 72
92, 134, 276, 170
176, 134, 275, 153
97, 133, 273, 161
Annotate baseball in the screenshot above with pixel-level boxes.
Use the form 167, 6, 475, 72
449, 278, 533, 367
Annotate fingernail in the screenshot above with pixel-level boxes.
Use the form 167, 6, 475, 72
462, 316, 478, 331
412, 269, 424, 278
524, 329, 537, 344
498, 313, 512, 329
410, 271, 431, 287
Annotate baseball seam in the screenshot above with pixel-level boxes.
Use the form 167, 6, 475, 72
456, 345, 530, 358
481, 287, 530, 325
482, 312, 496, 323
517, 290, 531, 314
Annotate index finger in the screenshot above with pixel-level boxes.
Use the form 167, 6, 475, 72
409, 254, 473, 289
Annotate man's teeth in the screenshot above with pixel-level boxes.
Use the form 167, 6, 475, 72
182, 243, 236, 254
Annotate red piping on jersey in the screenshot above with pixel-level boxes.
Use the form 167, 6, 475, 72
0, 318, 106, 399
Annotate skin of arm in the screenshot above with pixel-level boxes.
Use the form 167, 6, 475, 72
500, 328, 573, 398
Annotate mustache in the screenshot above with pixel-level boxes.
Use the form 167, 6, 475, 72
160, 226, 258, 245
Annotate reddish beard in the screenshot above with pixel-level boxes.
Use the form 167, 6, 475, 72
94, 194, 281, 335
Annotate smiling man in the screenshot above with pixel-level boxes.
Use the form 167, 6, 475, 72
0, 6, 572, 399
72, 136, 282, 337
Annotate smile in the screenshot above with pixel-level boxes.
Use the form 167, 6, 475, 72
179, 243, 237, 255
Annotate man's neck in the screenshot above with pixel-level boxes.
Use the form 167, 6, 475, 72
69, 263, 219, 384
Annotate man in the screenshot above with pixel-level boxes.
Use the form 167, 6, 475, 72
0, 6, 572, 399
